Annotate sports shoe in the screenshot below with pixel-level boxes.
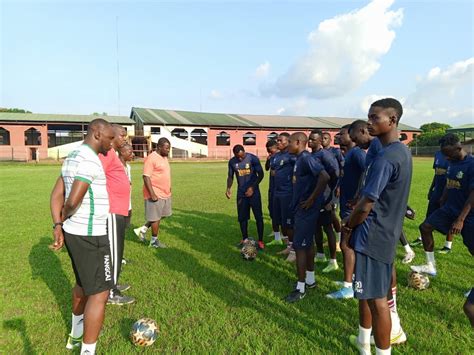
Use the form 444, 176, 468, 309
116, 284, 130, 292
266, 239, 284, 246
236, 239, 248, 248
438, 246, 452, 254
402, 251, 416, 264
306, 282, 317, 289
277, 245, 292, 255
333, 280, 344, 287
314, 254, 327, 263
326, 286, 354, 299
285, 288, 306, 303
134, 227, 147, 243
257, 241, 265, 250
108, 290, 135, 305
149, 240, 167, 248
370, 328, 407, 345
410, 237, 423, 247
65, 334, 82, 350
410, 263, 437, 276
465, 290, 472, 298
322, 262, 339, 273
286, 251, 296, 263
349, 335, 371, 355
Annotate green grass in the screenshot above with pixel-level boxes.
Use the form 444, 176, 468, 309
0, 158, 472, 353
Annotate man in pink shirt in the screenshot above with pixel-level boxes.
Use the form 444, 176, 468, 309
134, 137, 172, 248
99, 124, 135, 305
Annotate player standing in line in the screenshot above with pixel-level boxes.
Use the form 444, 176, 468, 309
285, 132, 329, 302
272, 133, 297, 261
265, 139, 282, 246
411, 134, 473, 277
309, 130, 340, 273
226, 145, 265, 249
98, 124, 135, 305
134, 138, 172, 249
410, 149, 454, 253
345, 98, 412, 355
118, 143, 134, 265
50, 119, 115, 354
327, 125, 366, 299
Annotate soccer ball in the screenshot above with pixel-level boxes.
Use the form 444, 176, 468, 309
130, 318, 159, 346
243, 238, 257, 247
241, 244, 258, 260
407, 271, 430, 290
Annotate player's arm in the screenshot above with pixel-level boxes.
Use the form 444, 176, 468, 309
50, 176, 65, 250
62, 179, 89, 219
245, 159, 264, 197
226, 161, 234, 199
265, 156, 271, 171
450, 189, 474, 235
301, 170, 330, 209
346, 197, 375, 229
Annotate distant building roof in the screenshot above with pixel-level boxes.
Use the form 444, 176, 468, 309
0, 112, 135, 125
446, 123, 474, 133
131, 107, 421, 131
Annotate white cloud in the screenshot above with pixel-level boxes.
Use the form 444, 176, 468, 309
255, 61, 270, 79
262, 0, 403, 99
360, 57, 474, 127
276, 98, 308, 116
209, 89, 224, 100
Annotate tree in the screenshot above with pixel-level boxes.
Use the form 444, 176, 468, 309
0, 107, 32, 113
420, 122, 451, 133
410, 122, 452, 147
92, 112, 108, 116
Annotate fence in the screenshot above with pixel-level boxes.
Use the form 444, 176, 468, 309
410, 143, 473, 156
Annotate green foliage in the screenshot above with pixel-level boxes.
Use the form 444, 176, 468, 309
410, 122, 452, 147
92, 112, 108, 116
0, 107, 32, 113
420, 122, 451, 133
0, 160, 472, 353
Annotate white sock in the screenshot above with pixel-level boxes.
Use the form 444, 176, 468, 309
404, 244, 413, 253
330, 258, 337, 265
296, 281, 305, 293
81, 342, 96, 355
140, 225, 148, 233
426, 251, 436, 265
317, 253, 325, 259
274, 231, 281, 241
343, 281, 352, 288
336, 232, 341, 243
390, 310, 401, 334
358, 325, 372, 345
445, 241, 452, 249
305, 271, 315, 285
71, 313, 83, 338
151, 236, 157, 243
375, 346, 391, 354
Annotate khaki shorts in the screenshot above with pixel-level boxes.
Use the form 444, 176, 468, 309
145, 198, 172, 222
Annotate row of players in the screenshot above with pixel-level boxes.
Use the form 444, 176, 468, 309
225, 98, 474, 354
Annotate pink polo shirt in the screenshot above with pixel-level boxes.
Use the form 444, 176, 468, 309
99, 150, 131, 216
142, 151, 171, 200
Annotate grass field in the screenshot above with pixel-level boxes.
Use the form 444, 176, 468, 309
0, 158, 472, 354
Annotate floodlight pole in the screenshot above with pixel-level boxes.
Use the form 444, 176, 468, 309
116, 16, 121, 115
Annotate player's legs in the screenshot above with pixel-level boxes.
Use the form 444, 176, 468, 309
250, 192, 264, 246
322, 224, 338, 273
83, 289, 109, 344
327, 228, 355, 299
367, 298, 391, 351
464, 288, 474, 328
314, 224, 325, 259
237, 197, 251, 243
400, 231, 415, 264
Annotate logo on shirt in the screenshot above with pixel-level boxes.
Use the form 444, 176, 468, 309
456, 171, 464, 179
446, 178, 461, 190
435, 167, 447, 175
354, 280, 363, 294
280, 159, 284, 166
245, 163, 250, 169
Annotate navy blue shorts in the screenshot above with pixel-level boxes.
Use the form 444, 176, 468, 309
293, 208, 319, 250
273, 194, 293, 228
317, 209, 332, 226
425, 207, 474, 252
426, 199, 440, 218
237, 192, 263, 222
353, 252, 392, 300
268, 191, 274, 219
467, 288, 474, 305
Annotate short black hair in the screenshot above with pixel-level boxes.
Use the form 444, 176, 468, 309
232, 144, 245, 155
266, 139, 277, 148
370, 98, 403, 123
348, 119, 368, 134
157, 137, 170, 147
279, 132, 290, 138
439, 133, 460, 147
341, 124, 351, 130
310, 129, 323, 137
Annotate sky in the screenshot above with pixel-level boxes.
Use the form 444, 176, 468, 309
1, 0, 473, 128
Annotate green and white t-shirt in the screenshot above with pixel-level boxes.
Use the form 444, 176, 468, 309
61, 144, 109, 236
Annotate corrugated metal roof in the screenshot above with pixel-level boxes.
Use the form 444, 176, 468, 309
0, 112, 135, 125
131, 107, 421, 131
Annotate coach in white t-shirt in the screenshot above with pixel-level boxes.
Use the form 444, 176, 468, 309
50, 119, 115, 355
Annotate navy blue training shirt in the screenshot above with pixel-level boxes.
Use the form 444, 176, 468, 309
365, 137, 383, 168
429, 150, 449, 202
273, 150, 296, 197
228, 153, 263, 197
268, 154, 277, 194
312, 148, 340, 204
327, 146, 344, 171
444, 154, 474, 218
291, 150, 325, 213
340, 146, 366, 215
350, 141, 413, 264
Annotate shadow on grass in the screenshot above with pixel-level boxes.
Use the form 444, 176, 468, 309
28, 237, 72, 335
3, 318, 35, 354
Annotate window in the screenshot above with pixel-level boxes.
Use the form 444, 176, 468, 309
267, 132, 278, 141
243, 132, 256, 146
0, 127, 10, 145
171, 128, 188, 140
150, 127, 161, 134
25, 128, 41, 146
216, 131, 230, 146
191, 129, 207, 145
